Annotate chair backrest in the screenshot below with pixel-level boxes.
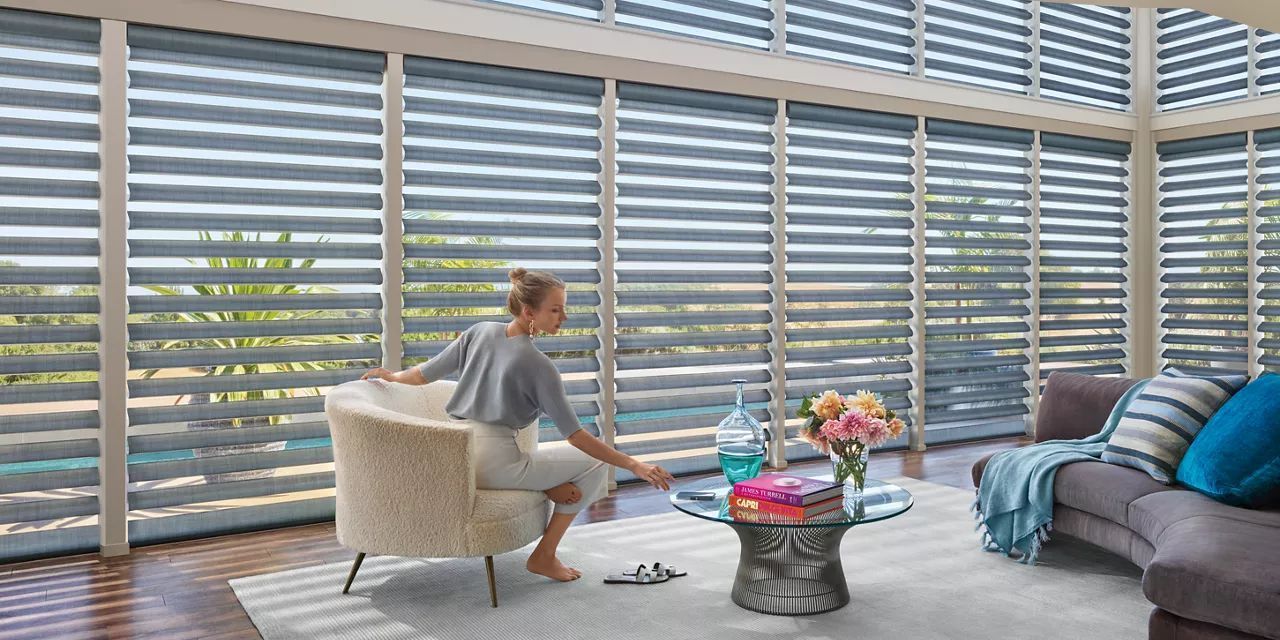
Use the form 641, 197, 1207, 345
325, 380, 477, 557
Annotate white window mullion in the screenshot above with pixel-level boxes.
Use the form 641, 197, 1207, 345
382, 53, 405, 371
1026, 131, 1041, 436
97, 18, 129, 558
598, 78, 618, 489
1029, 1, 1041, 99
768, 98, 787, 469
913, 1, 926, 77
1248, 27, 1261, 98
1133, 7, 1158, 378
1122, 149, 1138, 377
771, 0, 786, 54
1248, 130, 1263, 379
908, 117, 927, 451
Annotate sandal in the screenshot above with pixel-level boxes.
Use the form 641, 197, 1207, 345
604, 564, 670, 585
624, 561, 687, 578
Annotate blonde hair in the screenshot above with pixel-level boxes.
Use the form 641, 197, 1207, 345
507, 268, 565, 317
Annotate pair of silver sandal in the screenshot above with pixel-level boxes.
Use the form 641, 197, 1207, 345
603, 562, 687, 584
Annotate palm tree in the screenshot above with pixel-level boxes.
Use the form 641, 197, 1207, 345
139, 231, 361, 426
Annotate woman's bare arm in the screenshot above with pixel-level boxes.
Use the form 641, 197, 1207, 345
566, 430, 674, 491
360, 366, 427, 385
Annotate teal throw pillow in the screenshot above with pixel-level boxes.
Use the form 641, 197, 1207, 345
1102, 369, 1249, 484
1177, 373, 1280, 508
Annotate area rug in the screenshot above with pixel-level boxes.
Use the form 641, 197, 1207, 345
229, 478, 1149, 639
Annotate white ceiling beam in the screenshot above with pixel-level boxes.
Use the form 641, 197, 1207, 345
1150, 93, 1280, 142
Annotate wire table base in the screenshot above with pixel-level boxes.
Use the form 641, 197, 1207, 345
728, 523, 851, 616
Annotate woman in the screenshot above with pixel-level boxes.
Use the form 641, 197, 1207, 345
362, 268, 675, 582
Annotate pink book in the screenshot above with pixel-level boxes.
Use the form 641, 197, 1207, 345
733, 473, 843, 507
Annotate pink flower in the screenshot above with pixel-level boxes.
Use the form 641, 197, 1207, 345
803, 427, 832, 455
860, 417, 891, 448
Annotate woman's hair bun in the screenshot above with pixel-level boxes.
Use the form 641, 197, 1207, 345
508, 267, 528, 284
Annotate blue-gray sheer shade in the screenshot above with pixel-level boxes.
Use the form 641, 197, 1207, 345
123, 25, 385, 546
0, 8, 102, 563
1155, 133, 1250, 375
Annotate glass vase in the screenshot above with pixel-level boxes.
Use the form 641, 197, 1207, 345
717, 379, 767, 486
830, 443, 869, 500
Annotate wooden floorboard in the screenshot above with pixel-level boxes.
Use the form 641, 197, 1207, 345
0, 436, 1026, 640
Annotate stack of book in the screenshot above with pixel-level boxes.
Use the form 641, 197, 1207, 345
729, 473, 845, 522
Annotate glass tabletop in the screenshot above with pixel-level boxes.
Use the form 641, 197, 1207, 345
669, 475, 914, 529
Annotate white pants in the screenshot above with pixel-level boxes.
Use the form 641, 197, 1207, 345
470, 423, 608, 515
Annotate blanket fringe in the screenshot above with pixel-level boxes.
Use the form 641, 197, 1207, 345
1016, 523, 1053, 566
972, 489, 1053, 564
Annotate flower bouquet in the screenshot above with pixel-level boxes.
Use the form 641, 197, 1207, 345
796, 389, 906, 498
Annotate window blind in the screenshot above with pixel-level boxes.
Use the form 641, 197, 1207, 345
1155, 9, 1249, 110
923, 0, 1032, 94
613, 83, 776, 479
616, 0, 775, 49
0, 9, 100, 562
1155, 134, 1249, 375
400, 57, 604, 443
923, 119, 1034, 443
124, 26, 385, 545
476, 0, 602, 21
1037, 133, 1131, 383
783, 102, 915, 459
1259, 29, 1280, 96
1257, 127, 1280, 372
785, 0, 917, 75
1038, 3, 1132, 110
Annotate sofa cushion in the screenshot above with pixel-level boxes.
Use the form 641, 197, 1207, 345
1052, 504, 1156, 569
1053, 460, 1178, 527
1103, 369, 1248, 484
1144, 517, 1280, 640
1035, 372, 1143, 443
1177, 372, 1280, 508
1128, 489, 1280, 547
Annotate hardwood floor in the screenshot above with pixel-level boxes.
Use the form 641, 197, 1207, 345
0, 437, 1026, 640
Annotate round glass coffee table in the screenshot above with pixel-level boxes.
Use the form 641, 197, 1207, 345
670, 476, 913, 616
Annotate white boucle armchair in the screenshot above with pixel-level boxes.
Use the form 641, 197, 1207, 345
324, 379, 550, 607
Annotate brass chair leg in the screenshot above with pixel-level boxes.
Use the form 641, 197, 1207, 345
343, 552, 366, 594
485, 555, 498, 608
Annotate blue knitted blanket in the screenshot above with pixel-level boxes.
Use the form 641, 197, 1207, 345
973, 380, 1149, 565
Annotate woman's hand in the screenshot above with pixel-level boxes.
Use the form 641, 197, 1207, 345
629, 461, 675, 491
361, 367, 398, 383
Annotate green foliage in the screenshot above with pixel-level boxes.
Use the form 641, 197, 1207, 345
0, 260, 98, 385
400, 210, 513, 356
139, 231, 361, 425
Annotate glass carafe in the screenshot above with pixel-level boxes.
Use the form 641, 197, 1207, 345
716, 379, 767, 485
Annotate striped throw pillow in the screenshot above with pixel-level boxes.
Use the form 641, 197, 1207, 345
1102, 369, 1248, 484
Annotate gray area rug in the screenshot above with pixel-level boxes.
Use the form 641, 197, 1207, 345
230, 478, 1149, 639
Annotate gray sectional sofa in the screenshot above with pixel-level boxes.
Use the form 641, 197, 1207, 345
972, 372, 1280, 640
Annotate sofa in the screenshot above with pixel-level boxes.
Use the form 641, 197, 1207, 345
971, 372, 1280, 640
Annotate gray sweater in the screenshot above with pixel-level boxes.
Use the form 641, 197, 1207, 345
417, 322, 584, 438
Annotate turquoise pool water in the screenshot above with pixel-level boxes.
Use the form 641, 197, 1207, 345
5, 400, 776, 476
0, 437, 333, 476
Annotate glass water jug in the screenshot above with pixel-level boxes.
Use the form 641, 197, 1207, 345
716, 379, 768, 485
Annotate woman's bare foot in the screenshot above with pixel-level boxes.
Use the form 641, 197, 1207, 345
544, 482, 581, 505
526, 553, 582, 581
